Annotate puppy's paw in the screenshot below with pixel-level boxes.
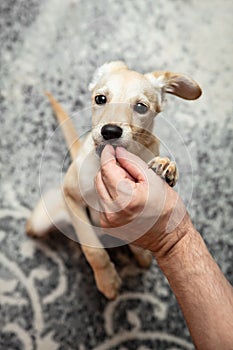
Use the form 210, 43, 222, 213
26, 218, 39, 238
95, 262, 122, 300
129, 245, 153, 268
148, 156, 178, 187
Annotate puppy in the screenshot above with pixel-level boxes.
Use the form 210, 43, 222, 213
26, 61, 201, 299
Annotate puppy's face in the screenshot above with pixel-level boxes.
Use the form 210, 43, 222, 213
89, 61, 202, 155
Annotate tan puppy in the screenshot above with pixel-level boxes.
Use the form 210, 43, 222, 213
26, 61, 201, 299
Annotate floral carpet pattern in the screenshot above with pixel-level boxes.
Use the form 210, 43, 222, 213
0, 0, 232, 349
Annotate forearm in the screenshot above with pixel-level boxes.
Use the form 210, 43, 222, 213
156, 223, 233, 350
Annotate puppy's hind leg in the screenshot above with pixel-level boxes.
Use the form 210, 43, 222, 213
129, 245, 153, 268
26, 188, 71, 238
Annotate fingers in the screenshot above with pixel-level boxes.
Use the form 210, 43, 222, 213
96, 145, 148, 204
100, 144, 117, 168
116, 147, 147, 183
100, 145, 134, 180
100, 145, 135, 199
95, 171, 112, 202
95, 171, 121, 216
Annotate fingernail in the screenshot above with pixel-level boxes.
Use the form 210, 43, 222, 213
103, 144, 113, 154
116, 146, 127, 154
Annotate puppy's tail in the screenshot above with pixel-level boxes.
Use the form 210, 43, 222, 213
45, 92, 81, 160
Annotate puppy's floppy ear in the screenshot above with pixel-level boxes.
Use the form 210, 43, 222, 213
88, 61, 128, 92
145, 71, 202, 100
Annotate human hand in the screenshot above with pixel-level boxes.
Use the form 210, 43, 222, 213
95, 145, 191, 257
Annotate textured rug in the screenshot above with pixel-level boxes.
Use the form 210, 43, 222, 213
0, 1, 232, 349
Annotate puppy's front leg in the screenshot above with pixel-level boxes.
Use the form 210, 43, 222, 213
63, 164, 121, 299
65, 195, 121, 299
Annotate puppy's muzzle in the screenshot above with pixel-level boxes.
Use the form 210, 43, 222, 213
101, 124, 123, 140
95, 124, 123, 157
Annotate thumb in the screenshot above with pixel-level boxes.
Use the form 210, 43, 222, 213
100, 144, 116, 167
116, 147, 148, 183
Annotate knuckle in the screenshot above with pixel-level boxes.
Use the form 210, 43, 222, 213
100, 213, 110, 227
101, 161, 111, 173
105, 212, 116, 223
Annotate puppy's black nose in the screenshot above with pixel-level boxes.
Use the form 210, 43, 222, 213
101, 124, 123, 140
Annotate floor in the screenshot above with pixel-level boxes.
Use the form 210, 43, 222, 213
0, 0, 232, 349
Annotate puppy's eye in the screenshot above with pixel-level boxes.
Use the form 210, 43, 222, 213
134, 103, 149, 114
95, 95, 107, 105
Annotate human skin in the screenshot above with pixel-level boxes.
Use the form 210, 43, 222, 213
95, 145, 233, 350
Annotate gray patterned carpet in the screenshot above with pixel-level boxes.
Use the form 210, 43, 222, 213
0, 1, 232, 349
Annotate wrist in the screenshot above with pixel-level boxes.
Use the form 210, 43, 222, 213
153, 212, 196, 265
